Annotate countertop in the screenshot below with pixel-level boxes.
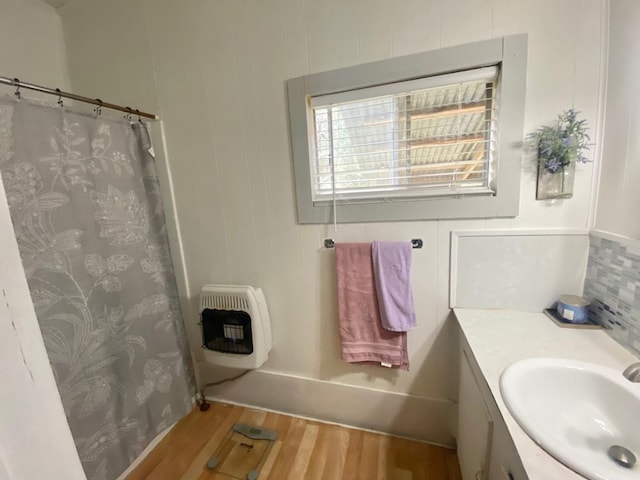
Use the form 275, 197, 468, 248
454, 308, 638, 480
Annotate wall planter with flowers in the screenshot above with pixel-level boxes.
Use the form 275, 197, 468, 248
531, 109, 591, 200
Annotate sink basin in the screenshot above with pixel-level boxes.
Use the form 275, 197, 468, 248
500, 358, 640, 480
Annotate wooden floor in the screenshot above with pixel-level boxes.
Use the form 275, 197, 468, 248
127, 402, 462, 480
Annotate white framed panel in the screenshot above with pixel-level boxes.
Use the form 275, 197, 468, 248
450, 229, 589, 311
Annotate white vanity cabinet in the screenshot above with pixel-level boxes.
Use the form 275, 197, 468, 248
457, 348, 493, 480
454, 309, 638, 479
457, 334, 528, 480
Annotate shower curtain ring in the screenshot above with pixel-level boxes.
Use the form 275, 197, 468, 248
55, 88, 63, 107
13, 78, 21, 99
124, 108, 132, 121
94, 99, 103, 116
135, 109, 142, 123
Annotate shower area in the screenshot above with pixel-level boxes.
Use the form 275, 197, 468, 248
0, 77, 195, 480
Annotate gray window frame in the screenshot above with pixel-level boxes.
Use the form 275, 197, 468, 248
287, 34, 528, 224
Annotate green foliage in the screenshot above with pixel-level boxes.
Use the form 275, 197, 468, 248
530, 109, 591, 173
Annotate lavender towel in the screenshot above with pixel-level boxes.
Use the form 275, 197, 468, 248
372, 241, 417, 332
335, 243, 409, 370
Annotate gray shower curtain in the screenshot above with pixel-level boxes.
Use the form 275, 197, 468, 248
0, 97, 194, 480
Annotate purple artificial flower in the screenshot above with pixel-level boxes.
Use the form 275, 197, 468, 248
546, 158, 562, 173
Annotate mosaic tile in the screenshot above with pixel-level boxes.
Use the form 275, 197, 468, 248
585, 234, 640, 357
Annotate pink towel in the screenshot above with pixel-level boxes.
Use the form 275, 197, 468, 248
372, 241, 417, 332
335, 243, 409, 370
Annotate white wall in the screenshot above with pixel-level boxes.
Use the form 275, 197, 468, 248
0, 1, 85, 478
58, 0, 606, 443
595, 0, 640, 240
0, 0, 69, 88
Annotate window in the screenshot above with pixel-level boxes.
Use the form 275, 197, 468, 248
287, 35, 527, 223
311, 67, 498, 202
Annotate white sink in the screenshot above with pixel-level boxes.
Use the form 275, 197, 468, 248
500, 358, 640, 480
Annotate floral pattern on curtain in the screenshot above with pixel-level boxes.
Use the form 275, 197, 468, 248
0, 98, 194, 480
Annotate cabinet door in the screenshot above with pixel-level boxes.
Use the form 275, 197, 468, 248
488, 414, 528, 480
458, 350, 494, 480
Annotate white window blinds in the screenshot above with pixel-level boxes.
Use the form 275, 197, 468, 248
310, 66, 499, 203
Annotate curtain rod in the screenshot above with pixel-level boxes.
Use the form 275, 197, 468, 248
0, 76, 159, 120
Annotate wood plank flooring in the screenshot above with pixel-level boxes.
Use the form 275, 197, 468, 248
126, 402, 462, 480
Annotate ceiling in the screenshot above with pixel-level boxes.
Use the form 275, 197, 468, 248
40, 0, 73, 9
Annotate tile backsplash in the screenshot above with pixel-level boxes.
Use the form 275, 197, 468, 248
584, 234, 640, 357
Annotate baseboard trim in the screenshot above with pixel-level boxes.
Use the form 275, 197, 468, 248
206, 396, 455, 450
202, 367, 455, 447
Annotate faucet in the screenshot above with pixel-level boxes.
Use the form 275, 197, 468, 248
623, 363, 640, 382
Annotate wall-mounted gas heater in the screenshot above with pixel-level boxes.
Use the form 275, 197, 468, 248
199, 284, 272, 369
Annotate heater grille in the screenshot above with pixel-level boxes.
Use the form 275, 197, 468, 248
201, 308, 254, 355
201, 294, 249, 311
